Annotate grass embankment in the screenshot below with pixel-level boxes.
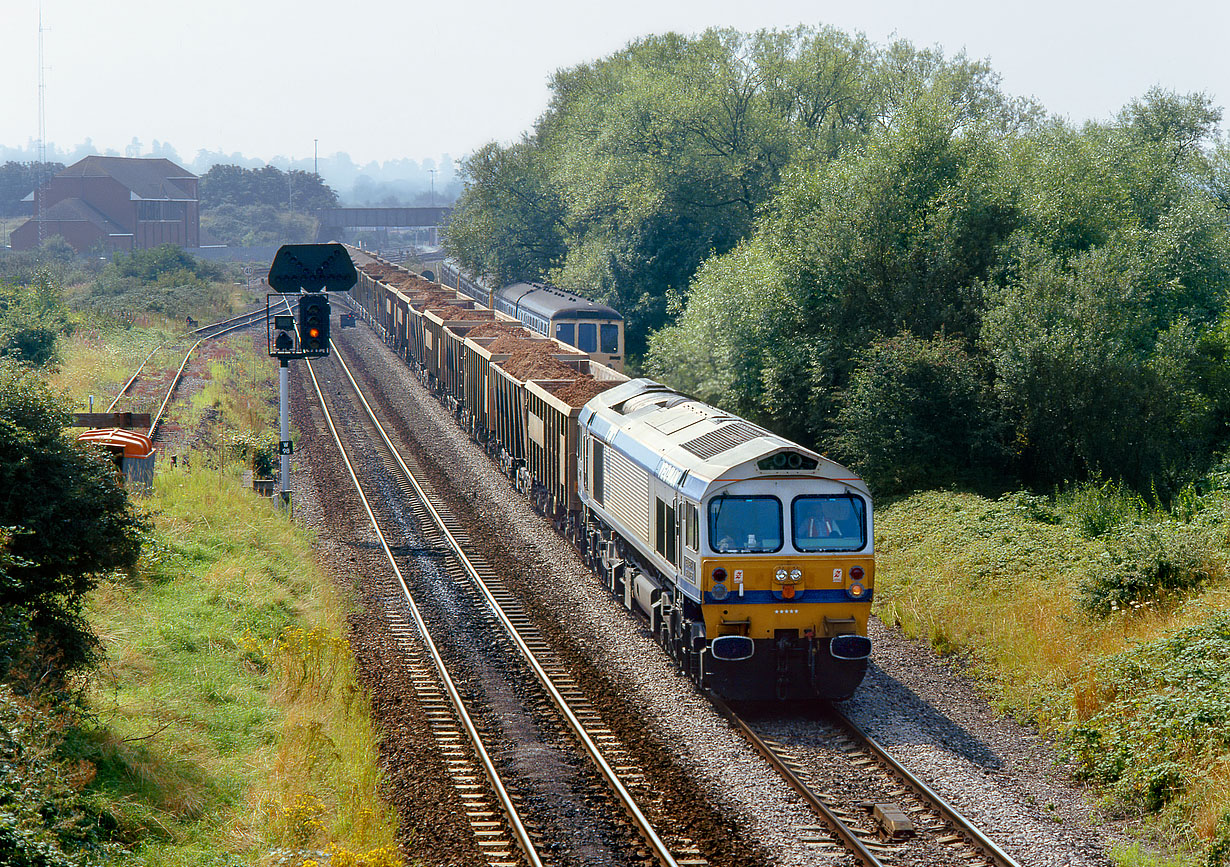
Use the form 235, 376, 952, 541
85, 465, 401, 866
45, 322, 403, 866
875, 483, 1230, 865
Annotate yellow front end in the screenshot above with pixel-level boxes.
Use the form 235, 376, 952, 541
699, 555, 875, 640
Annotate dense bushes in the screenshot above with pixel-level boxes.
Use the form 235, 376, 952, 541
1078, 523, 1221, 615
0, 276, 71, 366
1068, 613, 1230, 811
83, 244, 229, 317
0, 687, 112, 867
833, 333, 1004, 493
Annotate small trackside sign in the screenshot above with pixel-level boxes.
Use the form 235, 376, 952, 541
279, 440, 294, 455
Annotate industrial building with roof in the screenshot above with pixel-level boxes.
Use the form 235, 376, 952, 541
11, 155, 200, 253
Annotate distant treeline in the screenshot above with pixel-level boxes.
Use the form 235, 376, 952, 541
445, 26, 1230, 497
199, 164, 339, 247
0, 161, 64, 216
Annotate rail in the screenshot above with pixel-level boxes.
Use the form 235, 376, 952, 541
322, 337, 682, 867
712, 697, 1022, 867
300, 348, 545, 867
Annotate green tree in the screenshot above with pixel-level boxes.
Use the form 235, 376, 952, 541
445, 139, 567, 285
199, 164, 338, 212
0, 162, 64, 217
0, 276, 70, 366
832, 333, 1005, 493
650, 84, 1019, 445
0, 361, 147, 686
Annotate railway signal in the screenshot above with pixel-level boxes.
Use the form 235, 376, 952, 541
298, 295, 330, 356
264, 243, 358, 511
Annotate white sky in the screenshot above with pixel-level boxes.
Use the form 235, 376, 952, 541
3, 0, 1228, 167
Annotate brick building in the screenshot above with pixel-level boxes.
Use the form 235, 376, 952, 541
12, 156, 200, 253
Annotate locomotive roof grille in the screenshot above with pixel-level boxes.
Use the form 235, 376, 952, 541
680, 420, 767, 459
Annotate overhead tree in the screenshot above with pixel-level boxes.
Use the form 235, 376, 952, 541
0, 361, 147, 687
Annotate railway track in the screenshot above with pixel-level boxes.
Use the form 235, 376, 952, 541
320, 303, 1035, 866
714, 699, 1022, 867
303, 338, 718, 867
106, 307, 272, 442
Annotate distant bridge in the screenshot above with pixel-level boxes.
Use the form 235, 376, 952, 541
316, 207, 452, 229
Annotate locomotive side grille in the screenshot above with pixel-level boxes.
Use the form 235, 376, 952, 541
680, 421, 766, 459
605, 446, 651, 543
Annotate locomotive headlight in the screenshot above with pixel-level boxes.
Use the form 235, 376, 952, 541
846, 582, 866, 600
789, 568, 802, 582
710, 583, 729, 601
775, 568, 788, 583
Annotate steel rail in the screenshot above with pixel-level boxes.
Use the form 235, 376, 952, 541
831, 708, 1021, 867
110, 310, 267, 416
147, 313, 270, 441
189, 307, 265, 336
327, 338, 682, 867
301, 352, 545, 867
709, 697, 885, 867
106, 343, 164, 413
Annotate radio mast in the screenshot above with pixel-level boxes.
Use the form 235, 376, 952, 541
36, 5, 48, 249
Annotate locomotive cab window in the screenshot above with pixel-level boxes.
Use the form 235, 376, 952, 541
792, 495, 866, 552
709, 496, 782, 553
600, 323, 620, 354
555, 322, 576, 346
577, 323, 597, 353
684, 503, 699, 551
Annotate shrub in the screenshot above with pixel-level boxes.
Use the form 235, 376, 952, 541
0, 687, 111, 867
1078, 523, 1221, 616
832, 332, 1005, 494
226, 429, 279, 478
1060, 476, 1149, 538
0, 361, 146, 686
1068, 613, 1230, 822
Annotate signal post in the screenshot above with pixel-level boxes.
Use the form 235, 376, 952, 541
266, 243, 357, 510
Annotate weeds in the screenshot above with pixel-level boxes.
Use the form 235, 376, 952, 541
1078, 524, 1221, 616
876, 480, 1230, 861
1060, 476, 1149, 537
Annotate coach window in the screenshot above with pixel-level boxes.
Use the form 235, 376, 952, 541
578, 323, 597, 353
555, 322, 576, 346
600, 323, 620, 354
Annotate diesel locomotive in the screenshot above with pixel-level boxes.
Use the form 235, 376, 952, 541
346, 249, 874, 701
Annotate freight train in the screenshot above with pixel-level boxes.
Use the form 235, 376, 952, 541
432, 259, 626, 371
345, 250, 874, 701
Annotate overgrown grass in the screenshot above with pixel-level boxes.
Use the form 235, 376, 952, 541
50, 320, 184, 413
874, 480, 1230, 863
36, 323, 403, 866
83, 462, 402, 867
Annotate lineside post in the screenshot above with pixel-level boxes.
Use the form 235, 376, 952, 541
279, 359, 292, 512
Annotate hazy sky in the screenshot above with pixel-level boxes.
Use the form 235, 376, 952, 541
3, 0, 1228, 168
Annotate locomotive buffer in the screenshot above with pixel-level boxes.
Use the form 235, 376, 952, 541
266, 243, 357, 507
